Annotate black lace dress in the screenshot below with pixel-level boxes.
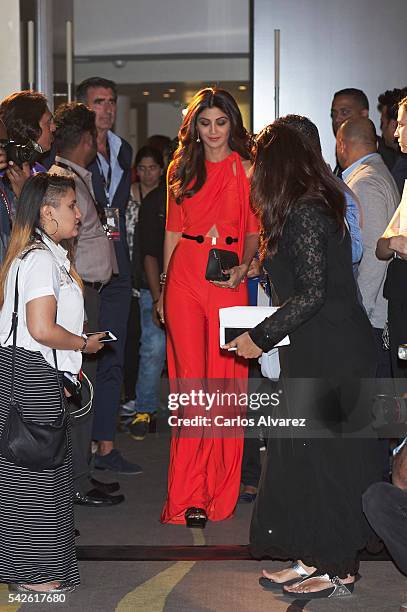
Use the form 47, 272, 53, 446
249, 199, 382, 578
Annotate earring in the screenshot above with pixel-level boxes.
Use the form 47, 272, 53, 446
47, 218, 59, 236
196, 133, 201, 143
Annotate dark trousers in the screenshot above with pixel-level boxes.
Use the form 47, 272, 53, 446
388, 300, 407, 383
241, 437, 261, 487
123, 295, 141, 401
241, 360, 262, 488
384, 259, 407, 386
372, 327, 392, 379
372, 327, 392, 480
363, 481, 407, 574
71, 285, 100, 494
92, 273, 132, 441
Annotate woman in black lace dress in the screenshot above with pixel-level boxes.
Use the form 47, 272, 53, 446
224, 121, 382, 599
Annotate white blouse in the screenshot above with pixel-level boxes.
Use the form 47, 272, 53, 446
0, 234, 84, 374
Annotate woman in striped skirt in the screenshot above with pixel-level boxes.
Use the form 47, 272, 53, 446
0, 174, 104, 593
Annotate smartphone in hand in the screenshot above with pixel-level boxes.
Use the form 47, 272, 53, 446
87, 330, 117, 342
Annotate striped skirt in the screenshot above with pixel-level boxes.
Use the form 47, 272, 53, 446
0, 345, 80, 586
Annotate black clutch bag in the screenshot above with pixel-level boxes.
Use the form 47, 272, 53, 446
205, 248, 239, 281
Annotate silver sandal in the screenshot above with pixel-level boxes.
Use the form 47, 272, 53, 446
259, 561, 311, 591
283, 573, 354, 599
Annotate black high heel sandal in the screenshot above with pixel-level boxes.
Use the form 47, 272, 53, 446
185, 507, 208, 528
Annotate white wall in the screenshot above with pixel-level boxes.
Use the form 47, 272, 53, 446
146, 100, 251, 145
147, 103, 184, 140
74, 0, 249, 55
115, 95, 131, 145
0, 0, 21, 100
253, 0, 407, 167
74, 57, 249, 86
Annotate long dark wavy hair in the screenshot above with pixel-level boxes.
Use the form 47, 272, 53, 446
251, 120, 346, 261
169, 87, 252, 203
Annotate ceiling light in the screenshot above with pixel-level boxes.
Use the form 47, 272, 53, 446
113, 59, 126, 68
168, 88, 176, 93
238, 85, 247, 91
163, 93, 170, 98
142, 91, 150, 96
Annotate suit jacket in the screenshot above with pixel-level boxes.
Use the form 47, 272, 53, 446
88, 135, 133, 278
344, 153, 400, 329
392, 154, 407, 196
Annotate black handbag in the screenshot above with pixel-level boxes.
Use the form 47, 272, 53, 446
205, 248, 239, 281
0, 259, 68, 471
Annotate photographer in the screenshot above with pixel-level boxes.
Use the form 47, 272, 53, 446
0, 90, 55, 202
363, 439, 407, 576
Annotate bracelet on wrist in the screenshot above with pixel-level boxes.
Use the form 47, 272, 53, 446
159, 272, 167, 287
76, 333, 88, 352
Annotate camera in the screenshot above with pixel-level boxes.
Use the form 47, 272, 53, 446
0, 139, 43, 167
372, 394, 407, 429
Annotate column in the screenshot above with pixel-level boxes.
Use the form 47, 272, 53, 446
0, 0, 21, 100
36, 0, 54, 108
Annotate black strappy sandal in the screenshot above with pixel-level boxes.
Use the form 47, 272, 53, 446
185, 507, 208, 528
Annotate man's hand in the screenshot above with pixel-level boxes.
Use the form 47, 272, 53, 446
156, 293, 165, 325
6, 161, 31, 198
222, 331, 262, 359
152, 303, 163, 328
388, 234, 407, 260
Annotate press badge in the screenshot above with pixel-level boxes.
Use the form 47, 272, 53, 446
104, 207, 120, 241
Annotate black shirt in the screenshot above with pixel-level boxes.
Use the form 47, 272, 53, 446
392, 153, 407, 196
135, 182, 166, 283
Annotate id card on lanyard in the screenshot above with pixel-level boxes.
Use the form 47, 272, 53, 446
97, 153, 121, 242
105, 207, 120, 241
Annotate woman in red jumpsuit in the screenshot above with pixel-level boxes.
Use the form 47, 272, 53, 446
158, 88, 258, 527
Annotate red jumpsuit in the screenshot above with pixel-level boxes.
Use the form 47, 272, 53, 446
161, 152, 258, 524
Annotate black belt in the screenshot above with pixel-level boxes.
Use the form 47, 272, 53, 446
84, 280, 105, 292
182, 233, 238, 245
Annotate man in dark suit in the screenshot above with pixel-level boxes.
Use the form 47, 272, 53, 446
76, 77, 142, 474
377, 87, 407, 195
331, 87, 398, 175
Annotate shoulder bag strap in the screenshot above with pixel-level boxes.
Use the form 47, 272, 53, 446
7, 249, 65, 411
8, 264, 20, 403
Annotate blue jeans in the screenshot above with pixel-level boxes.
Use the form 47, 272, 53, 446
134, 289, 166, 414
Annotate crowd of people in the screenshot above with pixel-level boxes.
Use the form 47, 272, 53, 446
0, 78, 407, 600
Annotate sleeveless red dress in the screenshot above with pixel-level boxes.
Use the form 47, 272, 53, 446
161, 152, 258, 524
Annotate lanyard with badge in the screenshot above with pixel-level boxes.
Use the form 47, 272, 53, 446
56, 161, 117, 242
96, 143, 120, 241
